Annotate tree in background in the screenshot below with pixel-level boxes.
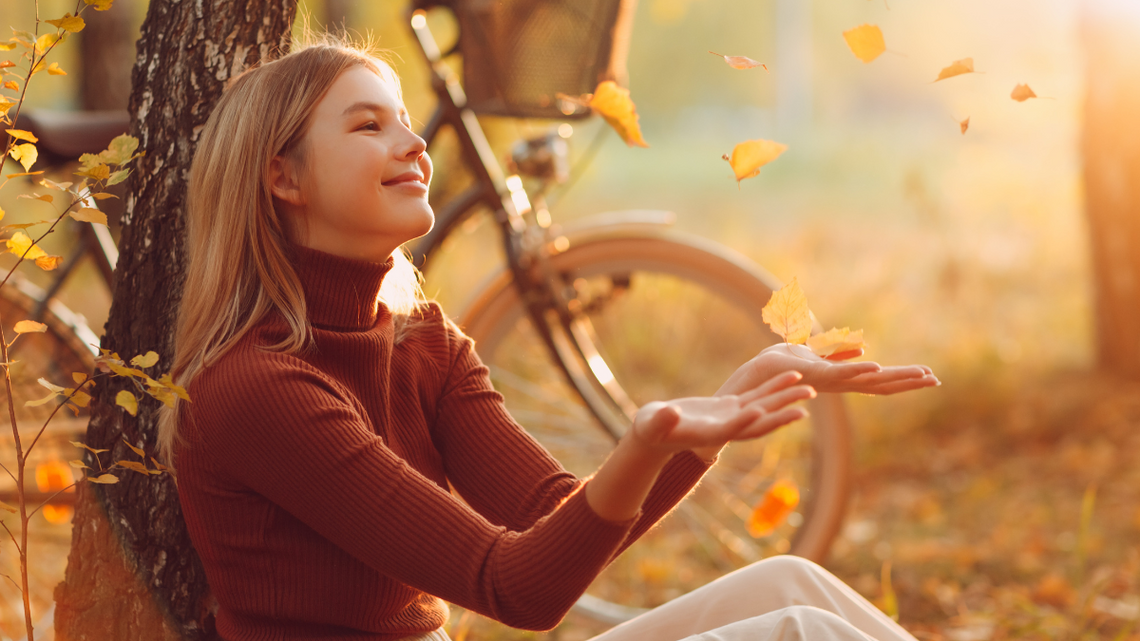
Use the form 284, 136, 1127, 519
78, 0, 137, 111
53, 1, 297, 639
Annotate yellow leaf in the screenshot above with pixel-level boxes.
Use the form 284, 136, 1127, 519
148, 385, 177, 408
6, 231, 47, 260
71, 208, 108, 225
68, 459, 89, 469
2, 81, 17, 90
5, 129, 37, 143
121, 437, 145, 457
588, 81, 649, 148
0, 206, 4, 222
70, 440, 108, 455
72, 372, 88, 385
34, 33, 59, 55
37, 377, 65, 393
159, 374, 190, 402
47, 62, 67, 76
46, 13, 86, 33
17, 192, 52, 203
100, 134, 139, 165
13, 320, 47, 334
90, 192, 118, 200
9, 142, 37, 172
76, 162, 110, 181
35, 255, 62, 271
0, 500, 15, 514
0, 96, 15, 117
843, 24, 886, 63
115, 390, 138, 416
807, 327, 866, 358
761, 278, 812, 344
747, 478, 800, 537
131, 351, 159, 368
708, 51, 768, 71
68, 390, 91, 407
106, 168, 130, 186
85, 0, 114, 10
39, 177, 71, 191
934, 57, 974, 82
0, 43, 15, 52
116, 460, 150, 475
24, 389, 59, 407
87, 473, 119, 484
722, 139, 787, 184
959, 117, 970, 135
150, 457, 168, 472
1011, 83, 1037, 102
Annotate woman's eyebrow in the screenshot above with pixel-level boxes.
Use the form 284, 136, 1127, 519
341, 101, 408, 121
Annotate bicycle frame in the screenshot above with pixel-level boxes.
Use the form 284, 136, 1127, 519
406, 11, 639, 441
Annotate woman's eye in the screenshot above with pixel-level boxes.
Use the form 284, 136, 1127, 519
359, 121, 379, 131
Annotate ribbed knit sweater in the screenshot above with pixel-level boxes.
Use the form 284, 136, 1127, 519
174, 245, 715, 641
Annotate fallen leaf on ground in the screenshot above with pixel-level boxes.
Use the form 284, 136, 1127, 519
843, 24, 886, 63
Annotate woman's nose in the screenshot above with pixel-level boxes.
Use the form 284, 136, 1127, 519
401, 130, 427, 162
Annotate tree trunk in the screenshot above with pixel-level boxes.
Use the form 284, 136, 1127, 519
1082, 2, 1140, 379
78, 0, 138, 111
54, 2, 297, 640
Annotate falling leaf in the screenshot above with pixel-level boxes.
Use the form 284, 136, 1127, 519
747, 478, 800, 537
35, 254, 62, 271
843, 24, 886, 63
589, 81, 649, 148
708, 51, 768, 71
761, 278, 813, 345
6, 231, 47, 260
13, 320, 46, 334
71, 208, 108, 225
46, 13, 86, 33
807, 327, 866, 358
959, 117, 970, 134
934, 57, 974, 82
87, 473, 119, 484
85, 0, 114, 10
1011, 83, 1037, 102
5, 129, 37, 143
115, 390, 138, 416
9, 143, 37, 172
47, 62, 66, 76
722, 139, 788, 184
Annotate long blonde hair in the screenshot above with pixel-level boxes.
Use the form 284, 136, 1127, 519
157, 40, 426, 473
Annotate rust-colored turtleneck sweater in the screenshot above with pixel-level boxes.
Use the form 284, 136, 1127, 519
175, 245, 714, 641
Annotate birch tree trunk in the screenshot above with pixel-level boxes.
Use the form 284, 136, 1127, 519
1082, 1, 1140, 379
54, 2, 297, 639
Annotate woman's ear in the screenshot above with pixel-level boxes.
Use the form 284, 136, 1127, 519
268, 155, 305, 207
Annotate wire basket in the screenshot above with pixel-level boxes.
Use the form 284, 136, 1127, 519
450, 0, 637, 120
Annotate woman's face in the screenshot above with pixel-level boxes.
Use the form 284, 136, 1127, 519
273, 65, 433, 263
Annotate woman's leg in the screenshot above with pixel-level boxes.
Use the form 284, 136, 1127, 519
682, 605, 879, 641
588, 556, 917, 641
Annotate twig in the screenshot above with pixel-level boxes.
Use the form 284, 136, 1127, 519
25, 481, 77, 521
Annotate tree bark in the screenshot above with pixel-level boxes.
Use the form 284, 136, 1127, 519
54, 2, 297, 640
1082, 2, 1140, 379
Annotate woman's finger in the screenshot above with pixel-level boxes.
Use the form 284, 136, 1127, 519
735, 407, 809, 441
859, 375, 940, 395
748, 384, 815, 413
820, 361, 882, 381
739, 370, 805, 403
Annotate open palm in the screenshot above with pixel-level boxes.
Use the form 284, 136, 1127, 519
719, 343, 939, 397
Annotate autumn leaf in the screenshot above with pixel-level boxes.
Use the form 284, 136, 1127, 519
70, 440, 108, 455
959, 117, 970, 134
130, 351, 159, 368
17, 192, 52, 203
84, 0, 114, 10
46, 13, 85, 33
116, 460, 151, 475
34, 33, 59, 55
87, 473, 119, 484
5, 129, 37, 143
158, 373, 190, 402
14, 320, 46, 334
934, 57, 974, 82
807, 327, 866, 358
71, 208, 108, 225
151, 457, 169, 472
747, 478, 800, 537
76, 153, 111, 181
843, 24, 886, 63
34, 255, 62, 271
0, 97, 15, 117
68, 390, 91, 407
589, 81, 648, 148
47, 62, 67, 76
68, 460, 89, 470
708, 51, 768, 71
99, 134, 139, 165
121, 437, 146, 457
106, 168, 130, 186
2, 81, 16, 90
722, 139, 788, 185
115, 390, 137, 416
89, 192, 118, 200
761, 278, 813, 345
9, 143, 37, 172
6, 231, 47, 260
1011, 83, 1037, 102
24, 389, 59, 407
0, 500, 15, 514
0, 42, 15, 52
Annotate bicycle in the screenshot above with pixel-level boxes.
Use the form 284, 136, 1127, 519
0, 1, 854, 628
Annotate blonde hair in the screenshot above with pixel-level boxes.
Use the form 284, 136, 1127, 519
157, 38, 426, 473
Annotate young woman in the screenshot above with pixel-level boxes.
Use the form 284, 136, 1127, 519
159, 40, 939, 641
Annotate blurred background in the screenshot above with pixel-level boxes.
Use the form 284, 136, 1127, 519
2, 0, 1140, 639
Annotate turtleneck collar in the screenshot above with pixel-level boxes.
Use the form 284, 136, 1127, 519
291, 244, 394, 331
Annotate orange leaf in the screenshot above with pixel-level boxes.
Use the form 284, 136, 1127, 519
934, 57, 974, 82
588, 81, 648, 148
807, 327, 866, 358
761, 278, 812, 345
722, 139, 787, 184
747, 479, 800, 537
35, 255, 62, 271
959, 117, 970, 134
1011, 83, 1037, 102
708, 51, 767, 71
843, 24, 886, 63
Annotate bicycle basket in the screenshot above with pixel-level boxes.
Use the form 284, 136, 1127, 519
451, 0, 637, 120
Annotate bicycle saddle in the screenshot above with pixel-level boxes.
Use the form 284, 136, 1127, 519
11, 109, 130, 168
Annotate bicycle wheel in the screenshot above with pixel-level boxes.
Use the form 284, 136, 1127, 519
459, 228, 851, 622
0, 280, 95, 638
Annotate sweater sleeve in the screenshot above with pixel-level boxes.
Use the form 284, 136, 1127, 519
189, 352, 636, 631
431, 319, 716, 549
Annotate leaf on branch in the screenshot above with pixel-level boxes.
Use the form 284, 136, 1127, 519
47, 62, 66, 76
115, 390, 138, 416
130, 351, 159, 368
843, 24, 886, 63
100, 134, 139, 165
158, 373, 190, 402
68, 460, 88, 470
89, 192, 117, 200
121, 437, 146, 457
0, 42, 15, 52
84, 0, 115, 11
0, 96, 14, 117
76, 154, 110, 181
39, 177, 71, 191
87, 473, 119, 484
72, 372, 92, 386
761, 278, 813, 344
588, 81, 648, 148
17, 192, 52, 203
0, 500, 15, 514
934, 57, 974, 82
69, 440, 108, 455
67, 389, 91, 407
6, 231, 47, 260
9, 143, 37, 172
46, 13, 86, 33
0, 61, 14, 70
147, 385, 177, 408
35, 255, 62, 271
5, 129, 37, 143
116, 460, 151, 475
722, 139, 787, 185
71, 208, 108, 225
747, 478, 800, 537
37, 377, 65, 393
2, 81, 16, 90
13, 320, 47, 334
708, 51, 768, 71
1011, 83, 1037, 102
5, 172, 46, 179
807, 327, 866, 357
24, 390, 59, 407
106, 169, 129, 186
150, 457, 168, 472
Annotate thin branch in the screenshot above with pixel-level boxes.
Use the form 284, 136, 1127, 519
25, 481, 76, 521
0, 520, 21, 555
25, 373, 94, 457
0, 572, 21, 594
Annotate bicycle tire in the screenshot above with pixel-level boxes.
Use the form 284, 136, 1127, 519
0, 279, 95, 638
458, 229, 852, 624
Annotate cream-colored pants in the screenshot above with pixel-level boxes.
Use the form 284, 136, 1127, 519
588, 556, 918, 641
